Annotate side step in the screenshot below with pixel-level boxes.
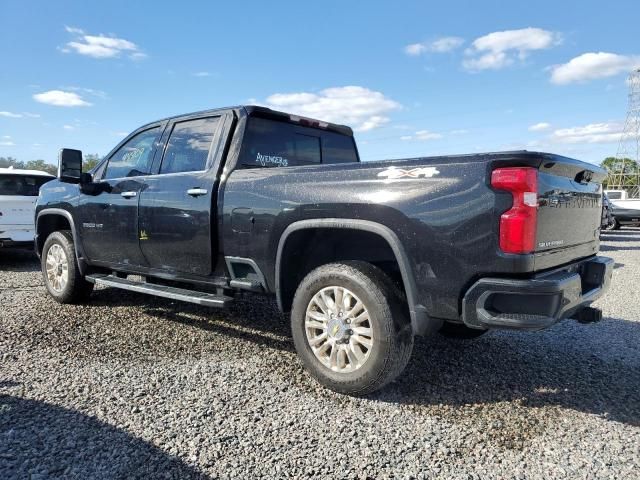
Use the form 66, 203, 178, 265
86, 274, 233, 308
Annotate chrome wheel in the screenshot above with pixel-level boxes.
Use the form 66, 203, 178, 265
305, 286, 374, 373
45, 244, 69, 293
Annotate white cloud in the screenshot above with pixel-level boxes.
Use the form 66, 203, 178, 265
62, 26, 144, 59
63, 125, 74, 130
404, 43, 426, 56
193, 71, 211, 77
529, 122, 551, 132
264, 86, 401, 132
405, 36, 464, 56
33, 90, 92, 107
357, 116, 390, 132
550, 122, 622, 144
0, 111, 42, 119
463, 27, 561, 71
401, 129, 443, 141
64, 86, 108, 99
0, 138, 15, 146
549, 52, 640, 85
449, 129, 469, 135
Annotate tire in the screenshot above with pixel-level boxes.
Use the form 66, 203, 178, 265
290, 261, 413, 395
41, 230, 94, 304
611, 218, 621, 230
438, 321, 487, 339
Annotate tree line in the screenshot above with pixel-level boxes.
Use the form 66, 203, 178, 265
0, 155, 102, 176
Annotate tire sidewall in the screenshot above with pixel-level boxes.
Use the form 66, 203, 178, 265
41, 231, 78, 302
291, 265, 400, 390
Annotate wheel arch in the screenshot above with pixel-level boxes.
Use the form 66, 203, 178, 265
36, 209, 87, 274
275, 218, 437, 335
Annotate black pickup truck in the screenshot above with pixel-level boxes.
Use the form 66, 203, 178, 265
35, 105, 613, 394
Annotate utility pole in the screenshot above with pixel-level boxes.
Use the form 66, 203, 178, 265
606, 69, 640, 196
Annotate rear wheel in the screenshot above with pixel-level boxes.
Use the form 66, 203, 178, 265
611, 218, 621, 230
42, 230, 93, 303
438, 321, 487, 339
291, 261, 413, 395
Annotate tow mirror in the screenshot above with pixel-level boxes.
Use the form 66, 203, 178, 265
58, 148, 83, 184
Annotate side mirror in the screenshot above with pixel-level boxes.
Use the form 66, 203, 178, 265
58, 148, 83, 184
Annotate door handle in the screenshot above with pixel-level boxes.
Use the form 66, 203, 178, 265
121, 191, 137, 198
187, 188, 208, 197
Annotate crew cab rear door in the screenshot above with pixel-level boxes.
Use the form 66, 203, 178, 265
137, 112, 232, 276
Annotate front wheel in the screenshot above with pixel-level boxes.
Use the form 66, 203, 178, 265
290, 261, 413, 395
41, 230, 94, 303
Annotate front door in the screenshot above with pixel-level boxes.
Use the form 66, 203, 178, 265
138, 115, 224, 276
78, 125, 162, 266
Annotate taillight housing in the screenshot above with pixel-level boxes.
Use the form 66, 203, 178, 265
491, 167, 538, 254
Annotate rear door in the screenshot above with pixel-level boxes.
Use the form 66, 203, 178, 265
0, 174, 52, 237
78, 125, 162, 266
137, 113, 230, 276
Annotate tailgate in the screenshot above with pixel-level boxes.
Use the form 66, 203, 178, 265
536, 160, 604, 257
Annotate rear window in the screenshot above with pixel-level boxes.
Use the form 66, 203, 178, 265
239, 117, 358, 168
0, 174, 52, 196
606, 191, 622, 200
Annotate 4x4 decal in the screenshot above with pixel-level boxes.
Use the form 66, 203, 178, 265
377, 166, 440, 179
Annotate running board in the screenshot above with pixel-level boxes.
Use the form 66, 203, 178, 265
86, 274, 233, 308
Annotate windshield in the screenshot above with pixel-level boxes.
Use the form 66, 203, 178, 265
0, 174, 53, 196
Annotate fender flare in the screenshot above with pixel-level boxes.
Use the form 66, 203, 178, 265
36, 208, 88, 275
274, 218, 437, 335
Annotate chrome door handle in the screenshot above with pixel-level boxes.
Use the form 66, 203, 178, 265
121, 191, 137, 198
187, 188, 208, 197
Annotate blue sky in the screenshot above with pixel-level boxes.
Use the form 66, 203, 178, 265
0, 0, 638, 165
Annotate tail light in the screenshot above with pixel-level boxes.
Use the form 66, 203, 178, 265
491, 167, 538, 254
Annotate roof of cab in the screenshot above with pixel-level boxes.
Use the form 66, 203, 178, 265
0, 167, 54, 177
141, 105, 354, 137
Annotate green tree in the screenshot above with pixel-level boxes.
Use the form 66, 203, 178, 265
24, 159, 57, 176
600, 157, 640, 189
0, 156, 25, 169
83, 153, 102, 172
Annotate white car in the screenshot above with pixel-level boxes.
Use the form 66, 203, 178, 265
0, 167, 54, 247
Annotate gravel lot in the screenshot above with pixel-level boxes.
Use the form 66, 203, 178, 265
1, 230, 639, 479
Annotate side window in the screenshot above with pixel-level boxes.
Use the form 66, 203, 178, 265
0, 175, 52, 196
104, 127, 160, 179
160, 117, 220, 174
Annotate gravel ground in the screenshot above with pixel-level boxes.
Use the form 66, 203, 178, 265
1, 231, 639, 479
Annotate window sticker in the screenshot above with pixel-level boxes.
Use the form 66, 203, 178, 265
122, 147, 145, 164
256, 152, 288, 167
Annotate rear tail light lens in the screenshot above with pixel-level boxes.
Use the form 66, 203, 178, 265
491, 167, 538, 254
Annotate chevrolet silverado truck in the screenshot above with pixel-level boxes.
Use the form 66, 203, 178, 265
35, 106, 613, 394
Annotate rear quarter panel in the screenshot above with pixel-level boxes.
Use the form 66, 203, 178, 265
221, 157, 510, 320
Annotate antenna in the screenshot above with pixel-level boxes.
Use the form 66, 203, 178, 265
606, 68, 640, 196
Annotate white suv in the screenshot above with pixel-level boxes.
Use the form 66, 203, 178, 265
0, 167, 54, 248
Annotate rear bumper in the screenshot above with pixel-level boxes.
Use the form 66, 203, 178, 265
462, 255, 613, 331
